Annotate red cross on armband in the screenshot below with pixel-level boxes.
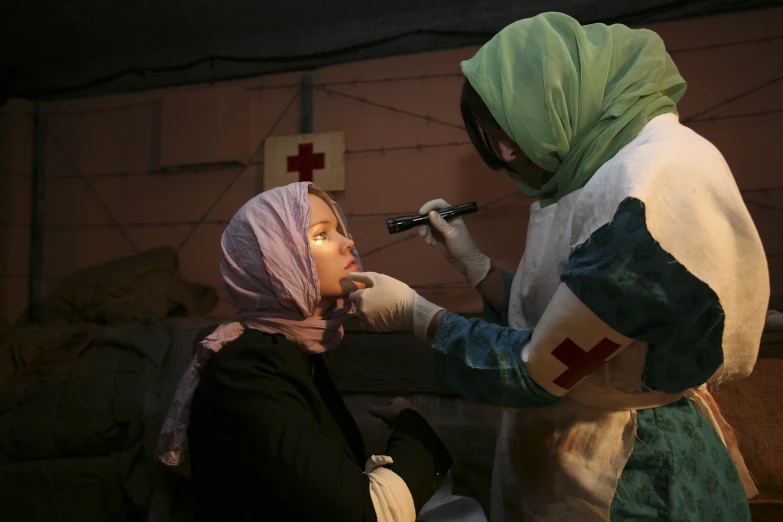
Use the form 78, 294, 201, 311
551, 337, 623, 390
523, 283, 635, 396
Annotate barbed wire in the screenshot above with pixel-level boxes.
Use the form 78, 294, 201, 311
683, 74, 783, 122
246, 140, 474, 166
0, 273, 61, 279
4, 248, 783, 282
2, 183, 782, 233
669, 34, 783, 54
5, 141, 473, 179
741, 186, 783, 194
0, 220, 231, 229
0, 203, 531, 231
745, 200, 783, 212
46, 130, 140, 253
245, 72, 465, 92
344, 140, 472, 156
686, 107, 783, 124
1, 32, 779, 287
242, 35, 783, 91
5, 96, 781, 182
0, 32, 777, 119
4, 72, 781, 182
318, 87, 465, 131
0, 99, 161, 118
44, 99, 160, 116
1, 22, 779, 102
46, 162, 246, 180
4, 188, 783, 231
176, 89, 300, 253
3, 64, 780, 264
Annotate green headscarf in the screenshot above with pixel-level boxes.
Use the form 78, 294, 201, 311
461, 12, 687, 206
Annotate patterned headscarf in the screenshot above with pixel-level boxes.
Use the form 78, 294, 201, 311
156, 181, 361, 467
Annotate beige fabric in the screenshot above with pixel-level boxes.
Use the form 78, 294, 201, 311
491, 401, 635, 521
52, 247, 217, 326
364, 455, 416, 522
570, 377, 685, 411
0, 319, 74, 382
568, 115, 768, 384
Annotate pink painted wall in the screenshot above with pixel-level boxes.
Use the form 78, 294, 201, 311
1, 8, 782, 323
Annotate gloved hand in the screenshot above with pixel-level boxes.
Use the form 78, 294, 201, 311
418, 199, 491, 288
347, 272, 445, 341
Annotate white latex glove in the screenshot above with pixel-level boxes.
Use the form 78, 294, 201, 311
418, 199, 491, 288
347, 272, 445, 341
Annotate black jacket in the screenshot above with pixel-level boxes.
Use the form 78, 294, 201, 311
189, 328, 452, 522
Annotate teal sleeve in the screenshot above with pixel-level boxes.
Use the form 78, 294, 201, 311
560, 197, 725, 393
432, 312, 561, 409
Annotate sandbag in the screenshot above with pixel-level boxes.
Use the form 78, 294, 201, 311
51, 247, 217, 325
0, 453, 129, 522
0, 326, 148, 463
0, 319, 75, 383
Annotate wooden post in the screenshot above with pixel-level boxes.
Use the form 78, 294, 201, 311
27, 101, 46, 323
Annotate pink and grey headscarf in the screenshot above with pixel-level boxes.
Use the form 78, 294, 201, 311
156, 181, 360, 467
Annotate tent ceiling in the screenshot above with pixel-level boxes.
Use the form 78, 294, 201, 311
1, 0, 781, 101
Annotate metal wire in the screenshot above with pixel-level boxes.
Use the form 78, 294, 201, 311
46, 130, 140, 253
318, 87, 464, 131
683, 74, 783, 122
175, 89, 300, 253
686, 107, 783, 124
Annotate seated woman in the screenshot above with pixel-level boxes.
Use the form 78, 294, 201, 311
156, 182, 461, 522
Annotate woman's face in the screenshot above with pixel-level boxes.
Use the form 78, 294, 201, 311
480, 121, 551, 188
307, 194, 363, 313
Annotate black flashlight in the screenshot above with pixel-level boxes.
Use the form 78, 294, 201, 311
386, 201, 478, 234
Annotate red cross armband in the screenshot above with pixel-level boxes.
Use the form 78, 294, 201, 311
522, 283, 634, 397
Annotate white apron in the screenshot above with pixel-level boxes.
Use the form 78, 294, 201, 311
490, 114, 768, 521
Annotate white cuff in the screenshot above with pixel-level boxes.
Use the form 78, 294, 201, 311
412, 294, 446, 341
464, 254, 492, 288
365, 454, 394, 473
365, 455, 416, 522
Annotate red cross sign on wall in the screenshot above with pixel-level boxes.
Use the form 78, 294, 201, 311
551, 337, 622, 390
287, 143, 325, 183
264, 131, 345, 191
